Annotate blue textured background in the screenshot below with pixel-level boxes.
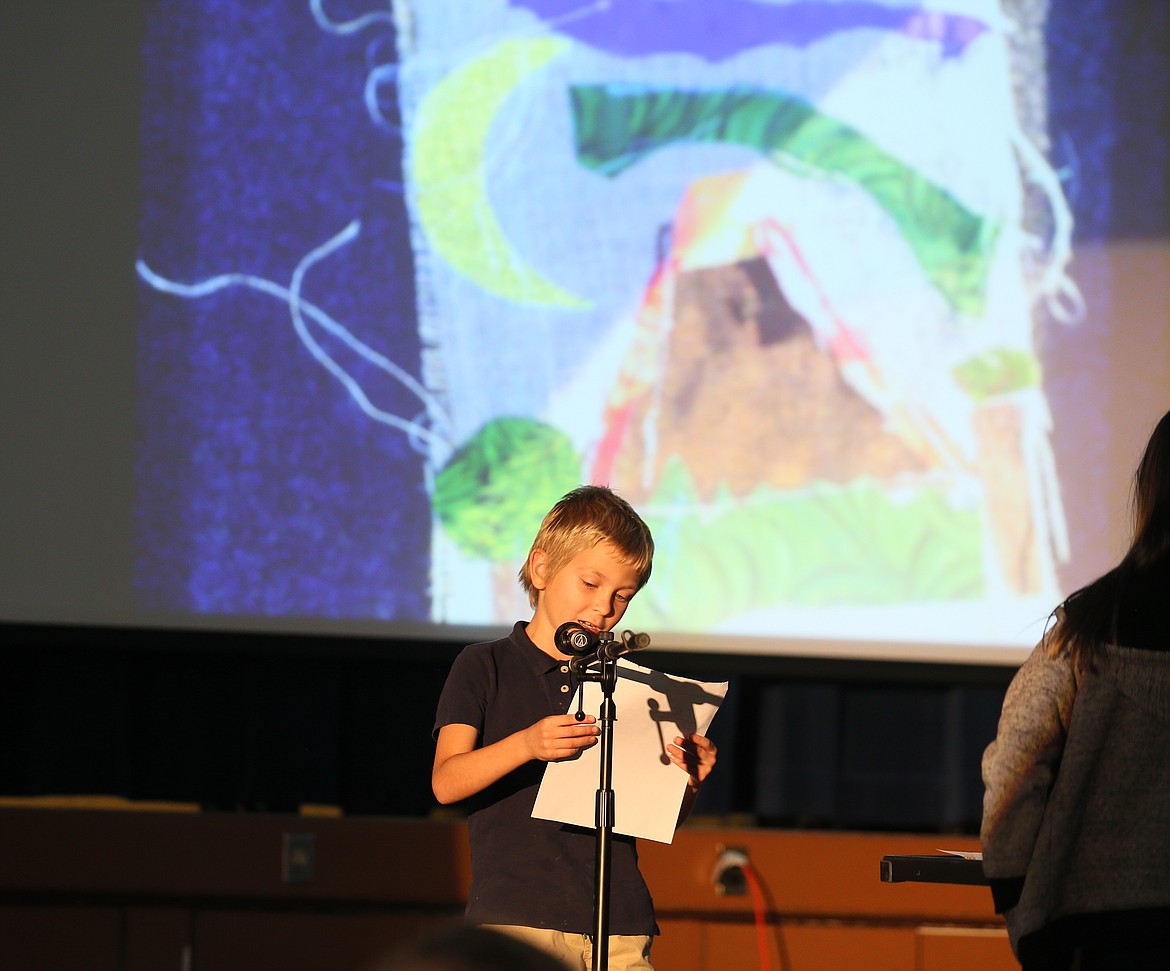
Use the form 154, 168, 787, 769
136, 0, 428, 621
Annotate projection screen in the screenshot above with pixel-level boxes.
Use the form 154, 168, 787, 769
3, 0, 1168, 665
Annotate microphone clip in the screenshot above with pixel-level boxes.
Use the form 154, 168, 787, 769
556, 623, 652, 666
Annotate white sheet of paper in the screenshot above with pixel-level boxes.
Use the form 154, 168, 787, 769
937, 848, 983, 860
532, 659, 728, 844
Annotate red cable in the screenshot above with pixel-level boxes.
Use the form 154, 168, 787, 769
740, 862, 773, 971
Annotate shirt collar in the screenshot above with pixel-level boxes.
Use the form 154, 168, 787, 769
509, 620, 564, 675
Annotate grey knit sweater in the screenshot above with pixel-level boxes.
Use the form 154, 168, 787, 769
981, 635, 1170, 956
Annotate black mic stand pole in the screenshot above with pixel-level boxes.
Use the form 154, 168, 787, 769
571, 631, 618, 971
593, 636, 618, 971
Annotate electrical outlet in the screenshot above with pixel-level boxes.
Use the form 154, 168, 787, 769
712, 844, 749, 896
281, 831, 316, 884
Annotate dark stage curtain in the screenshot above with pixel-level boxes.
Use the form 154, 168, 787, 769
0, 627, 1009, 833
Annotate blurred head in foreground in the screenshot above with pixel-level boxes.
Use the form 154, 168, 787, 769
377, 924, 572, 971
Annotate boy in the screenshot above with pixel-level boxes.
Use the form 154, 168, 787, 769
432, 485, 717, 971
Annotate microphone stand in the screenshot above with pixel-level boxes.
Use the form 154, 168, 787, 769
572, 631, 619, 971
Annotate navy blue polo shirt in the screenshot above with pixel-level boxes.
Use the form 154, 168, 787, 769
433, 621, 657, 935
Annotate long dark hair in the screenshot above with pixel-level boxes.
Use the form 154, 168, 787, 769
1052, 408, 1170, 669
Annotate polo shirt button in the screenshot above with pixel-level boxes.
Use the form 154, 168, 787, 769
559, 684, 569, 693
560, 665, 569, 674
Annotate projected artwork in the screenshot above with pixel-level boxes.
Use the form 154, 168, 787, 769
137, 0, 1086, 654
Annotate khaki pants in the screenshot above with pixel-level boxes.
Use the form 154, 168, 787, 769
482, 924, 654, 971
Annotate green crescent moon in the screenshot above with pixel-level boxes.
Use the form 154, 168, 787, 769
410, 37, 590, 309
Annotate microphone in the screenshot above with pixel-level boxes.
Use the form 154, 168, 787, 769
554, 622, 600, 657
600, 629, 652, 661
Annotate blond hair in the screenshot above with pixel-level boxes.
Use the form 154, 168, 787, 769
518, 485, 654, 608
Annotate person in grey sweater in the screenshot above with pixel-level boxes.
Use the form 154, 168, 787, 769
982, 407, 1170, 971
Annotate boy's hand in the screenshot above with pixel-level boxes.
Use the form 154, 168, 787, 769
668, 732, 717, 791
525, 714, 600, 762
